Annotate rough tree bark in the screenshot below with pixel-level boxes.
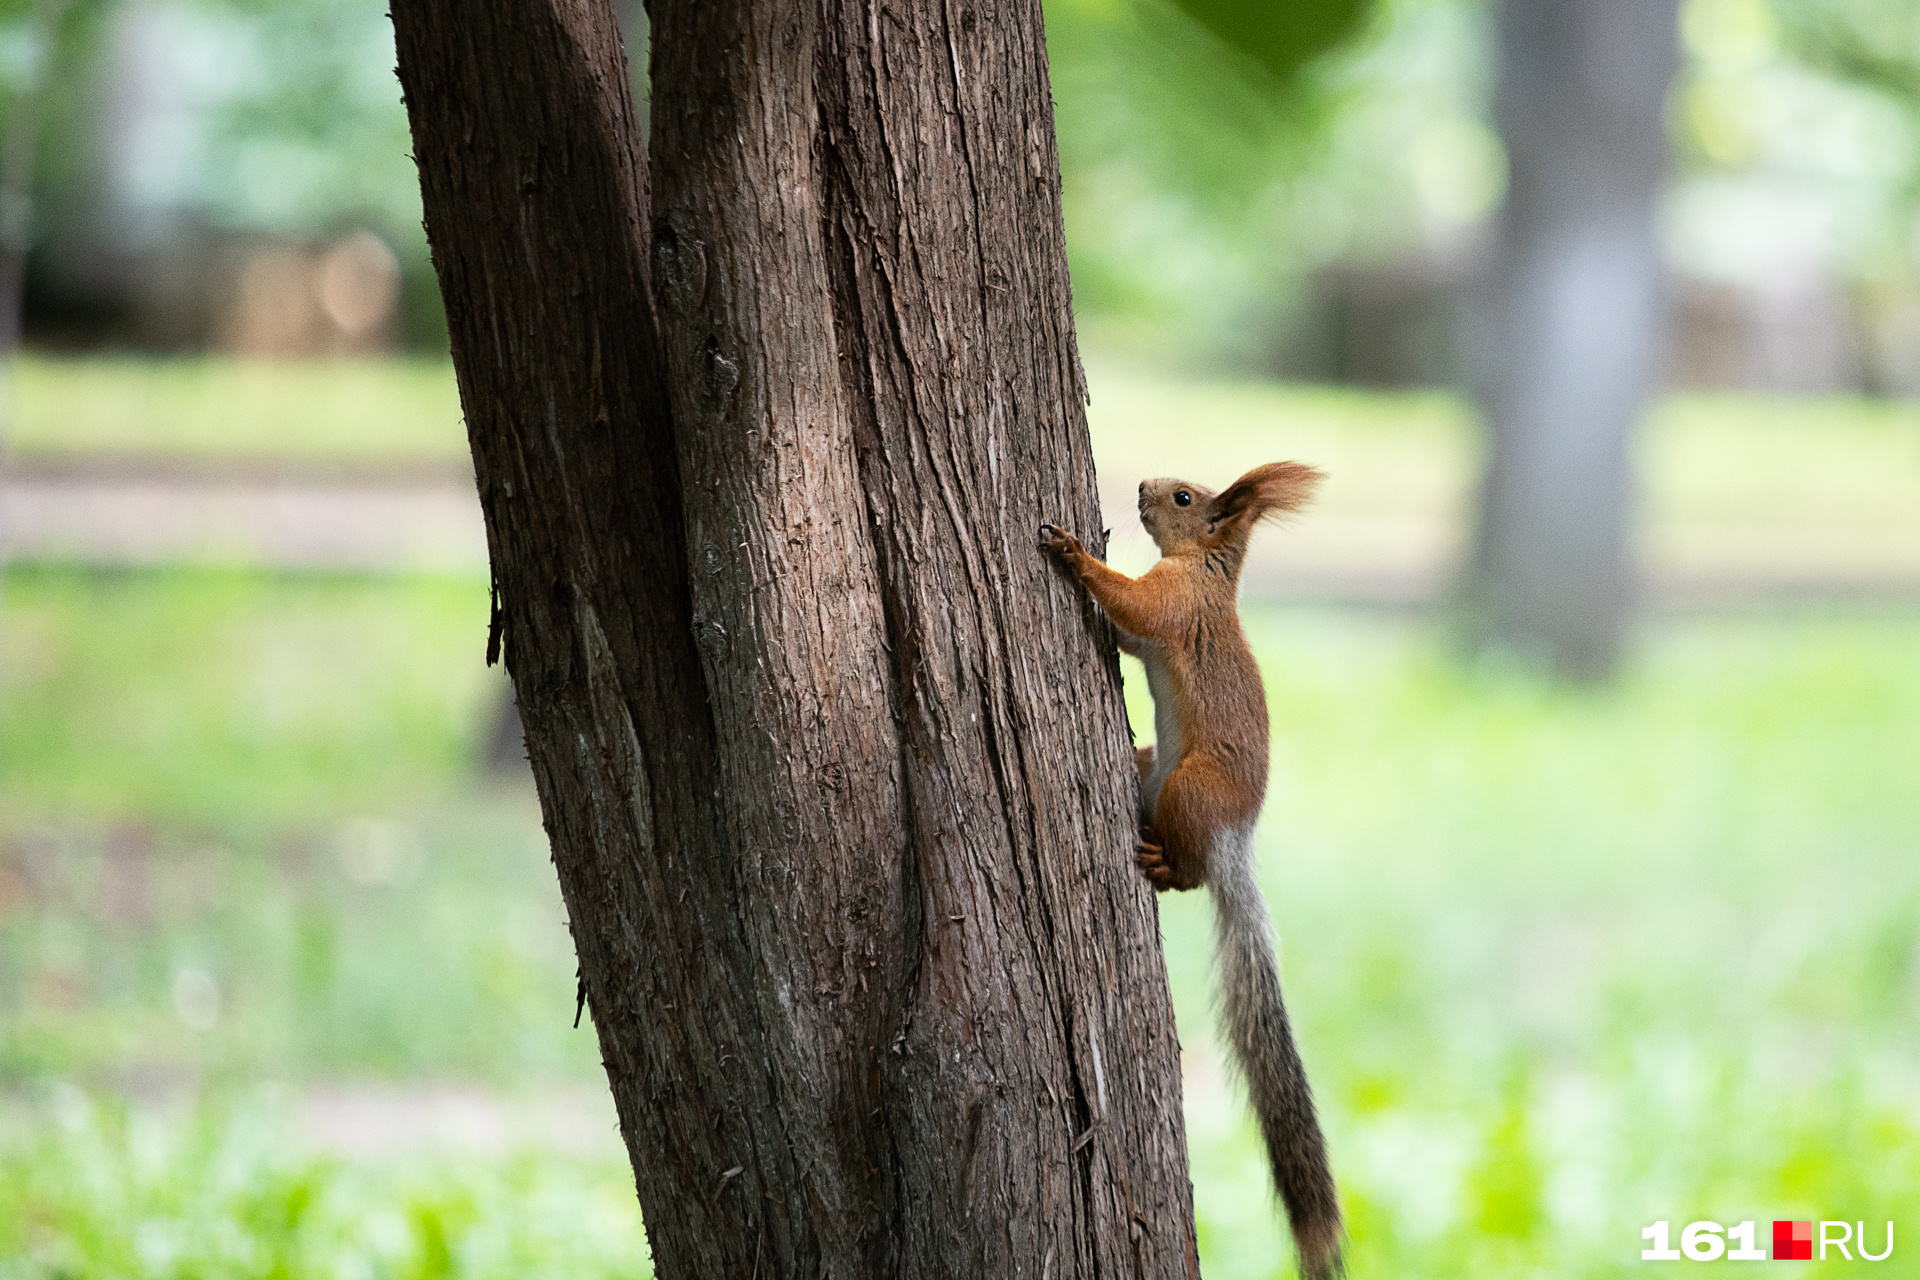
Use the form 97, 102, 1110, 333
391, 1, 1200, 1276
1466, 0, 1681, 680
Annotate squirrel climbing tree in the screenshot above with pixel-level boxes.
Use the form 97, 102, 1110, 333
391, 0, 1199, 1276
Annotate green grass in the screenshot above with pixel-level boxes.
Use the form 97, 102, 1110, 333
0, 567, 585, 1086
0, 794, 593, 1086
0, 1086, 649, 1280
3, 562, 1915, 1276
0, 567, 496, 826
8, 357, 468, 461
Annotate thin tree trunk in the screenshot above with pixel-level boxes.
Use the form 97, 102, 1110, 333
1466, 0, 1680, 680
391, 1, 1199, 1276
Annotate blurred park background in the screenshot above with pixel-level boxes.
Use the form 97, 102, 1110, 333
1, 0, 1917, 1276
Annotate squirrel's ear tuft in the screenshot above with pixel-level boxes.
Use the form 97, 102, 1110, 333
1206, 461, 1325, 529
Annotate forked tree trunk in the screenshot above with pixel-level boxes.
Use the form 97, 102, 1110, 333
1467, 0, 1680, 680
391, 1, 1199, 1276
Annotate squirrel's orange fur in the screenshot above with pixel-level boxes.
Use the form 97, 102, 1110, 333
1040, 460, 1343, 1280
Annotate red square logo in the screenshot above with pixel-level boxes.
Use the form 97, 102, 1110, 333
1773, 1220, 1812, 1260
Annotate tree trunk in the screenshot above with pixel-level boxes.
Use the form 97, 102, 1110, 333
1466, 0, 1680, 680
391, 1, 1199, 1277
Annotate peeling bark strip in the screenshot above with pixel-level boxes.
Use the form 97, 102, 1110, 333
394, 0, 1198, 1275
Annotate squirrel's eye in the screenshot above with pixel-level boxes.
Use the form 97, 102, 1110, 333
1174, 490, 1192, 507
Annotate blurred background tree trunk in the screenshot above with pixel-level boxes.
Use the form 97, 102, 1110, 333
392, 0, 1198, 1276
1464, 0, 1682, 680
0, 0, 72, 359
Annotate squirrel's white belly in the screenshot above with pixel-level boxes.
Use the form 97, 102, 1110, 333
1140, 646, 1182, 822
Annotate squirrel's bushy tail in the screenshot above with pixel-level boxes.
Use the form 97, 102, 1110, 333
1209, 829, 1343, 1280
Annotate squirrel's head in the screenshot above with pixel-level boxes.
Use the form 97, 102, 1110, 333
1138, 461, 1324, 557
1136, 477, 1219, 554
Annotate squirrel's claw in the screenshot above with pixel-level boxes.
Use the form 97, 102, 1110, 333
1038, 523, 1082, 557
1135, 840, 1174, 893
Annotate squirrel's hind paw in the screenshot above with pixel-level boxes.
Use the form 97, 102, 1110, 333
1135, 839, 1175, 893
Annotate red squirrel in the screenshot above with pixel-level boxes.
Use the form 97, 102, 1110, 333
1040, 461, 1342, 1280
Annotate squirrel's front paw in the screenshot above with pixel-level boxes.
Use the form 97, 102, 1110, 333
1038, 523, 1083, 558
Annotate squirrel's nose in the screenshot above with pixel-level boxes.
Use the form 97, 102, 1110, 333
1137, 481, 1146, 497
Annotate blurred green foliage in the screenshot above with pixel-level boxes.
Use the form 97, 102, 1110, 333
186, 0, 420, 238
1672, 0, 1920, 316
1044, 0, 1501, 365
188, 0, 446, 347
1049, 0, 1920, 370
5, 0, 1918, 367
1774, 0, 1920, 115
1166, 0, 1374, 83
0, 0, 446, 348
